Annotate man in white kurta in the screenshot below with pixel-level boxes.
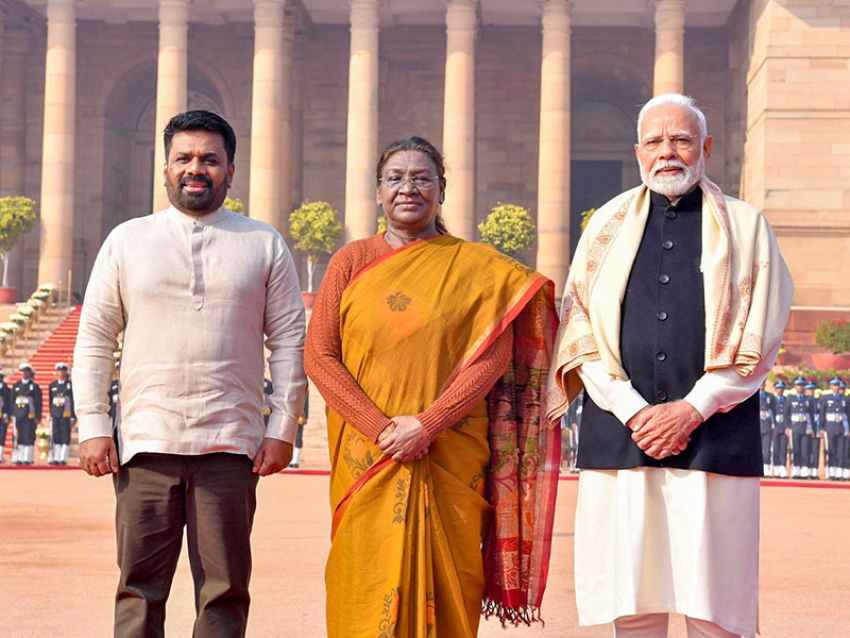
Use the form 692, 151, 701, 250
546, 95, 794, 638
73, 110, 307, 637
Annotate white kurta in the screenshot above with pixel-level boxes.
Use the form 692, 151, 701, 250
575, 468, 759, 637
74, 205, 308, 462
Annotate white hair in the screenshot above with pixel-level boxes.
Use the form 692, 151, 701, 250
636, 94, 708, 141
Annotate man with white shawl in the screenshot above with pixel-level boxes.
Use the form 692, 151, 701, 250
546, 94, 794, 638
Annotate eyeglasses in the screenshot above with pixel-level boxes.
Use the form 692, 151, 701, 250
379, 174, 440, 192
640, 134, 700, 152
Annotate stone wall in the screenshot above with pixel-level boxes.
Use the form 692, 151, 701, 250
0, 6, 843, 310
743, 0, 850, 308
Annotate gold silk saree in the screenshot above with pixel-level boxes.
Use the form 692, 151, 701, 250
325, 235, 560, 637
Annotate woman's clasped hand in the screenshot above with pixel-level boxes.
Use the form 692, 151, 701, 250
377, 415, 430, 462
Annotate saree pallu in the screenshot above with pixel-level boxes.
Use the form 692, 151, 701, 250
325, 236, 560, 638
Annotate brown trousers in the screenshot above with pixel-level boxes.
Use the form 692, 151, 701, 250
113, 452, 259, 638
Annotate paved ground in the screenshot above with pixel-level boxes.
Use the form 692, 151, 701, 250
1, 468, 849, 637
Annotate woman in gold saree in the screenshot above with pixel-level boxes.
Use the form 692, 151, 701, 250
305, 137, 560, 637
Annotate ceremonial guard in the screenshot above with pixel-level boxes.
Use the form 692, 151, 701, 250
565, 391, 584, 473
819, 378, 849, 480
759, 382, 775, 476
48, 363, 76, 465
772, 380, 788, 477
289, 395, 307, 469
805, 381, 820, 478
263, 377, 273, 427
784, 376, 815, 478
839, 380, 850, 481
0, 371, 11, 462
107, 363, 120, 430
12, 363, 42, 465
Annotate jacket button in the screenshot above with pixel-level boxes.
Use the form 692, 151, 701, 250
659, 274, 670, 284
663, 240, 674, 250
657, 311, 668, 321
656, 351, 667, 362
657, 390, 668, 401
666, 210, 677, 220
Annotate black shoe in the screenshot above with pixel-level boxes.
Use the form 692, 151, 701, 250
288, 462, 300, 469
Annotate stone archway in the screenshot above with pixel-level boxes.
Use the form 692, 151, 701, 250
569, 59, 651, 255
100, 60, 228, 237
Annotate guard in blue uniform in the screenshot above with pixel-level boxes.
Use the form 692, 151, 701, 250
819, 378, 849, 480
262, 378, 273, 428
843, 380, 850, 480
48, 363, 76, 465
772, 381, 788, 477
784, 376, 815, 478
805, 381, 820, 479
0, 371, 11, 463
565, 392, 583, 473
289, 395, 307, 469
12, 363, 42, 465
759, 382, 775, 476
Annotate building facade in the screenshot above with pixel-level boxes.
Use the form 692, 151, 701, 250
0, 0, 848, 333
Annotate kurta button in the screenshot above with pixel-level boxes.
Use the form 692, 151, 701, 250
656, 351, 667, 362
657, 390, 668, 402
659, 274, 670, 284
663, 240, 674, 250
657, 311, 668, 321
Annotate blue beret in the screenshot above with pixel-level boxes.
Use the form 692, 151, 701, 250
792, 376, 806, 385
830, 377, 842, 386
805, 382, 816, 389
774, 381, 786, 389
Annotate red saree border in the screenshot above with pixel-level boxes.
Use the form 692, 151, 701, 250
440, 273, 548, 396
331, 455, 393, 541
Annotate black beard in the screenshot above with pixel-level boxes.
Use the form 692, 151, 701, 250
165, 175, 224, 214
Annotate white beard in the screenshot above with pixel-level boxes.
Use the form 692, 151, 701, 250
640, 152, 705, 199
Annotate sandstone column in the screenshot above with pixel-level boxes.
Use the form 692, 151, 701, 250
653, 0, 687, 96
249, 0, 287, 231
37, 0, 77, 288
1, 30, 31, 291
279, 25, 296, 237
152, 0, 189, 213
442, 0, 478, 240
536, 0, 573, 296
344, 0, 381, 242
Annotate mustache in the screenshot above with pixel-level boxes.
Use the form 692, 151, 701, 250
179, 175, 213, 188
651, 159, 687, 176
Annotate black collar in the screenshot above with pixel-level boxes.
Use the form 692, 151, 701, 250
650, 185, 702, 211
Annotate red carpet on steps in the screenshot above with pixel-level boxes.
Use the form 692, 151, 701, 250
1, 306, 81, 460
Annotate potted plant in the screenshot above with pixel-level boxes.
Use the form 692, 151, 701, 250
224, 196, 245, 215
289, 201, 343, 309
478, 203, 536, 261
812, 318, 850, 370
0, 196, 37, 303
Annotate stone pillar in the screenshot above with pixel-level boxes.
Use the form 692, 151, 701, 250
1, 30, 31, 291
653, 0, 687, 96
37, 0, 77, 289
442, 0, 478, 240
536, 0, 573, 296
344, 0, 381, 243
152, 0, 189, 214
249, 0, 288, 231
279, 25, 295, 237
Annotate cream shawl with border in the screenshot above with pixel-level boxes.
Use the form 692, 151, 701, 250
545, 178, 794, 422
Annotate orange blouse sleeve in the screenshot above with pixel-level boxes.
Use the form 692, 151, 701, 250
417, 328, 513, 442
304, 240, 393, 442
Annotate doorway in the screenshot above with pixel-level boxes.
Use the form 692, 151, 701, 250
570, 160, 623, 258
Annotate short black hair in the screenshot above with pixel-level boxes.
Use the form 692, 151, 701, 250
163, 110, 236, 165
